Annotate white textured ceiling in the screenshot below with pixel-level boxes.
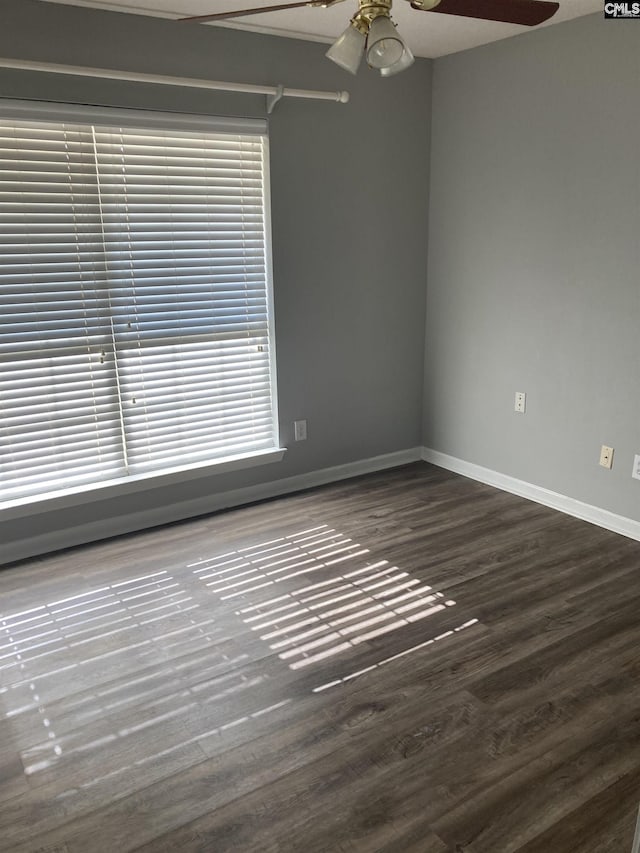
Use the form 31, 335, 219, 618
40, 0, 602, 58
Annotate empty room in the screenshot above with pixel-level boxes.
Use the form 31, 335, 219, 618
1, 0, 639, 850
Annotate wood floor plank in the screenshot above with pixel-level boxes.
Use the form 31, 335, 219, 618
372, 823, 449, 853
470, 605, 640, 706
513, 766, 640, 853
431, 707, 640, 852
0, 747, 29, 804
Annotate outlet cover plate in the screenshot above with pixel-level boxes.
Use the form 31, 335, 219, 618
633, 454, 640, 480
599, 445, 614, 469
515, 392, 526, 414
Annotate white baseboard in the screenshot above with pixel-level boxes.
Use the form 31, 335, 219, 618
12, 444, 637, 565
422, 447, 640, 543
4, 447, 423, 565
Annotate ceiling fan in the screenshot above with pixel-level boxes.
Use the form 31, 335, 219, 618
179, 0, 560, 76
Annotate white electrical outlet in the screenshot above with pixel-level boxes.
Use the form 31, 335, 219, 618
632, 454, 640, 481
514, 392, 526, 414
294, 419, 307, 442
599, 445, 614, 469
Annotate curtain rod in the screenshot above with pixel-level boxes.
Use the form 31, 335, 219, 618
0, 58, 349, 113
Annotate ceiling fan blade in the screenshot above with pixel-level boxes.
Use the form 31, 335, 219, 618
179, 1, 320, 23
412, 0, 559, 26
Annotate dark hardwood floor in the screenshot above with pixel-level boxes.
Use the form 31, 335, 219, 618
1, 462, 639, 852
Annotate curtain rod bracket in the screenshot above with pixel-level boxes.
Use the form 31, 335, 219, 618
266, 84, 284, 115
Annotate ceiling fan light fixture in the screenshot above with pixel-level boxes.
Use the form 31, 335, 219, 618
365, 14, 404, 70
183, 0, 561, 77
326, 21, 367, 75
379, 42, 414, 76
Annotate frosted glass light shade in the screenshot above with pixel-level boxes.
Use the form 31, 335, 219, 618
366, 16, 404, 69
380, 43, 415, 76
326, 23, 366, 75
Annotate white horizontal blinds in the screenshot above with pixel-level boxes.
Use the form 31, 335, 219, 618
93, 126, 275, 471
0, 119, 126, 501
0, 106, 275, 505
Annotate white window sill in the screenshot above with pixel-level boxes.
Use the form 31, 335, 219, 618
0, 447, 287, 522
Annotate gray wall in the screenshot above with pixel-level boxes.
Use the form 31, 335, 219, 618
424, 14, 640, 522
0, 0, 432, 561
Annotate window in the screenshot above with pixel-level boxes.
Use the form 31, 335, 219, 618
0, 102, 280, 508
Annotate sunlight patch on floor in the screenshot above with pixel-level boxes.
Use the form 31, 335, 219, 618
195, 524, 469, 671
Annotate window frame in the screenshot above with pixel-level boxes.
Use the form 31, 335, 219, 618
0, 99, 284, 520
